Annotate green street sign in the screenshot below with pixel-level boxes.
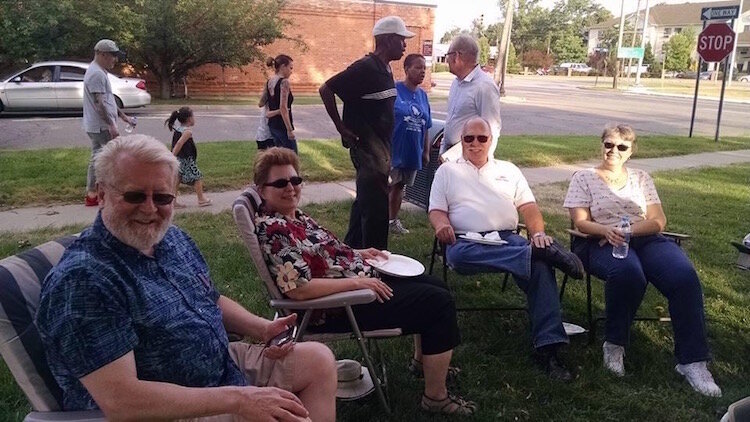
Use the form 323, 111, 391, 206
617, 47, 644, 59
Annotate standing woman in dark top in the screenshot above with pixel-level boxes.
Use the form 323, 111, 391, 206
266, 54, 297, 154
165, 107, 211, 207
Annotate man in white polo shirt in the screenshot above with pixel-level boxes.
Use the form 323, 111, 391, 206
428, 116, 583, 381
441, 34, 501, 159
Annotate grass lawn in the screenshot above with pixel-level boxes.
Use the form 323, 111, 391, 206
1, 164, 748, 421
2, 135, 750, 209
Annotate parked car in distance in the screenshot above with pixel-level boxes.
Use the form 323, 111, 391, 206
0, 61, 150, 113
623, 64, 650, 76
554, 63, 592, 75
737, 74, 749, 83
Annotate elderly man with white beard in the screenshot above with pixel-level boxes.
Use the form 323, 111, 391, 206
36, 135, 337, 421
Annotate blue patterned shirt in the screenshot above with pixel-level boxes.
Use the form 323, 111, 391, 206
36, 214, 246, 410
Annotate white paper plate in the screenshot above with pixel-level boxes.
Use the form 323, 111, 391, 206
367, 254, 425, 278
563, 322, 587, 336
458, 234, 509, 246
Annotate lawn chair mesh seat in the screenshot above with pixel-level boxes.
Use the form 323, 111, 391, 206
404, 133, 529, 312
560, 225, 690, 343
232, 187, 401, 413
0, 235, 105, 421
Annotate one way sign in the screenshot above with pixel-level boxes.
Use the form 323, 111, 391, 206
701, 5, 740, 20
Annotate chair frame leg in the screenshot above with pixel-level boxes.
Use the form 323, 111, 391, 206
587, 274, 595, 344
345, 305, 391, 414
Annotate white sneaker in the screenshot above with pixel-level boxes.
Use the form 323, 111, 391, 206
675, 361, 722, 397
603, 341, 625, 377
389, 219, 410, 234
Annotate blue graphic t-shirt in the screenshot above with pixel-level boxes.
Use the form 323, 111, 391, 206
391, 82, 432, 170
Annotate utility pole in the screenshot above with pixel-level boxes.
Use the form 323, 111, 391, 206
727, 0, 744, 85
626, 0, 642, 79
613, 0, 626, 89
495, 0, 515, 96
635, 0, 651, 85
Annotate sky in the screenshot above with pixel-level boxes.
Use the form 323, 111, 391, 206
430, 0, 738, 41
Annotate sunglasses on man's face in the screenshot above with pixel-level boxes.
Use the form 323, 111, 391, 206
120, 191, 176, 206
462, 135, 489, 144
264, 176, 303, 189
603, 142, 630, 152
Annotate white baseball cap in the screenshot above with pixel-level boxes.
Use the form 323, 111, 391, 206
372, 16, 415, 38
94, 39, 120, 53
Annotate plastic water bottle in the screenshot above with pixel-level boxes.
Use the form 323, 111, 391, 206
612, 216, 631, 259
124, 116, 137, 133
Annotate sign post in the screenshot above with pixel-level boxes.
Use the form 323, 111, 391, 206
690, 11, 737, 141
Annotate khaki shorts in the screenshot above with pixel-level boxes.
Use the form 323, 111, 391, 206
180, 342, 297, 421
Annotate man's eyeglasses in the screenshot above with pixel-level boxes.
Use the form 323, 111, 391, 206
120, 191, 176, 206
445, 51, 458, 57
603, 142, 630, 152
264, 176, 304, 189
462, 135, 489, 144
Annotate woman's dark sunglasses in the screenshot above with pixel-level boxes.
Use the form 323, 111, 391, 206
264, 176, 304, 188
121, 191, 176, 206
462, 135, 489, 144
603, 142, 630, 152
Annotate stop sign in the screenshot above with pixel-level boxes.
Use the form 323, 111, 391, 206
697, 23, 736, 62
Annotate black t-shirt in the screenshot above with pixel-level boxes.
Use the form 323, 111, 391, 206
326, 54, 396, 177
171, 129, 197, 160
268, 78, 294, 131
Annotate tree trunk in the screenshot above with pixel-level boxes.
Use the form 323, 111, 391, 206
159, 68, 171, 99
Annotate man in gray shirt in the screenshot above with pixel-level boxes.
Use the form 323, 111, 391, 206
83, 39, 133, 206
442, 34, 502, 159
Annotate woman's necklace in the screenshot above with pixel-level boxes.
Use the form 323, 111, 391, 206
598, 167, 627, 186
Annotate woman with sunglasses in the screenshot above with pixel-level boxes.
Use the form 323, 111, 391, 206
253, 147, 476, 415
563, 125, 721, 397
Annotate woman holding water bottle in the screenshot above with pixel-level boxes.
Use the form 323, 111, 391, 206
563, 125, 721, 397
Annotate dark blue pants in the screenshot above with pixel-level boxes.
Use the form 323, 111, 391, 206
582, 234, 710, 364
446, 232, 569, 349
269, 127, 298, 154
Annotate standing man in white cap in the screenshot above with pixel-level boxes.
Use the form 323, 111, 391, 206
83, 39, 134, 207
319, 16, 414, 250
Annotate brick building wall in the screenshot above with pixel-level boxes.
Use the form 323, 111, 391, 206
179, 0, 435, 97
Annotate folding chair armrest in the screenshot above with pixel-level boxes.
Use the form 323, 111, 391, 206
516, 223, 527, 235
662, 231, 690, 241
566, 228, 591, 239
24, 410, 105, 421
269, 289, 377, 310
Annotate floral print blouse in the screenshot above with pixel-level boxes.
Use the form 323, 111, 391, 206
255, 209, 373, 296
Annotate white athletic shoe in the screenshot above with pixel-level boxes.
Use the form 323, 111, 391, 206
675, 361, 722, 397
603, 341, 625, 377
389, 219, 410, 234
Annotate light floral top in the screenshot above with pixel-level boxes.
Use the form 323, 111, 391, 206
563, 167, 661, 226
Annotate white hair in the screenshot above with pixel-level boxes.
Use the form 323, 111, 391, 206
449, 34, 479, 64
94, 134, 179, 186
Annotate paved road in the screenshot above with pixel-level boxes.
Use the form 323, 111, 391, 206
1, 75, 748, 150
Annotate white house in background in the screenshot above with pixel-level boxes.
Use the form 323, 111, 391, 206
587, 1, 750, 73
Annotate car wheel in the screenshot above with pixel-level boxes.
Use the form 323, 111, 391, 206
115, 96, 124, 109
0, 100, 4, 114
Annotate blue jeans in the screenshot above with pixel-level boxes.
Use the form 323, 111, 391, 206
581, 234, 710, 364
269, 126, 298, 154
446, 231, 569, 349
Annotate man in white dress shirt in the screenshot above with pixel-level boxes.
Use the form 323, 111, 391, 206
441, 35, 502, 158
429, 117, 584, 381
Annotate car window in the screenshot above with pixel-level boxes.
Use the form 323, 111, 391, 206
59, 66, 86, 82
17, 66, 55, 83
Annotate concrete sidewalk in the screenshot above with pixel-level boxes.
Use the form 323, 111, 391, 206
2, 149, 750, 233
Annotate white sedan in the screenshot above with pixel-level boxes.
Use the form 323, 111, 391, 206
0, 61, 151, 113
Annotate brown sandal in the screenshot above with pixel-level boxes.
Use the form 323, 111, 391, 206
421, 393, 477, 415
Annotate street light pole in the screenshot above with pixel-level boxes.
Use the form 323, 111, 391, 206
635, 0, 651, 85
613, 0, 626, 89
495, 0, 515, 96
727, 0, 744, 85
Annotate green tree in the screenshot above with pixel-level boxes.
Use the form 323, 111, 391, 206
0, 0, 137, 70
642, 42, 655, 66
552, 30, 587, 63
129, 0, 292, 99
478, 36, 491, 65
664, 28, 697, 72
440, 27, 462, 44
